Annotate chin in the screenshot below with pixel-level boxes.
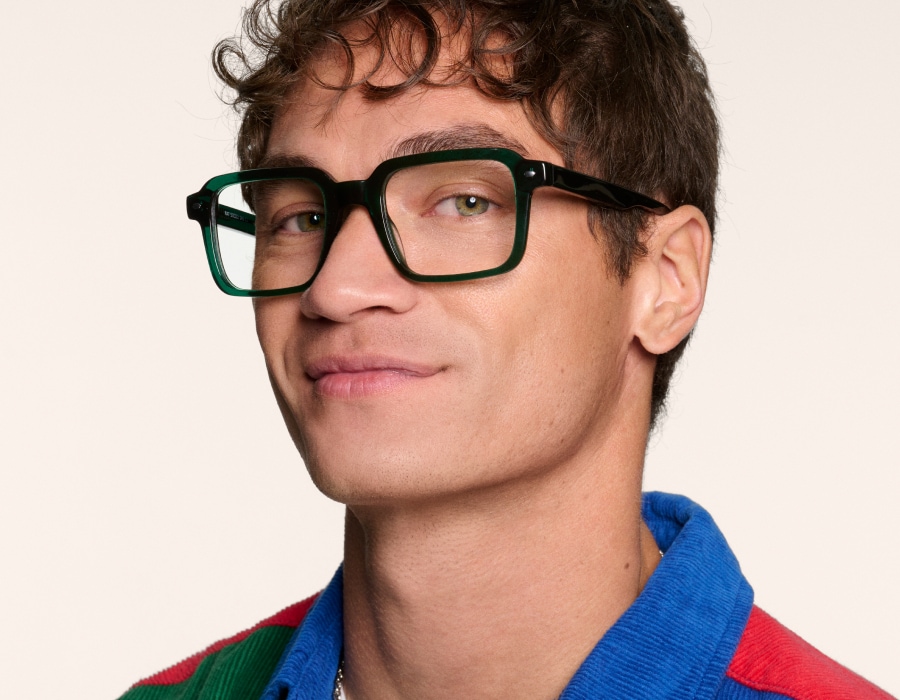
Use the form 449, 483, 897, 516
302, 445, 479, 508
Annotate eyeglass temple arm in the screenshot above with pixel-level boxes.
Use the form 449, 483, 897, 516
215, 204, 256, 235
186, 193, 257, 235
536, 163, 671, 215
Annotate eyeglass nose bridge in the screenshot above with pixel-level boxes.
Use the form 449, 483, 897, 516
329, 178, 376, 233
329, 175, 388, 235
320, 177, 408, 274
334, 178, 369, 208
323, 179, 373, 242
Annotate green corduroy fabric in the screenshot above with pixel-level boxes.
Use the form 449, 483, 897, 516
118, 625, 296, 700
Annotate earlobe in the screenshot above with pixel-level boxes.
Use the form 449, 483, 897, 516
633, 205, 712, 355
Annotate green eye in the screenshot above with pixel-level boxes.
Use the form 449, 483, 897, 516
292, 211, 324, 232
455, 195, 490, 216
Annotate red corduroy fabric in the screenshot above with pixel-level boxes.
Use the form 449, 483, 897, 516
726, 606, 894, 699
133, 594, 319, 688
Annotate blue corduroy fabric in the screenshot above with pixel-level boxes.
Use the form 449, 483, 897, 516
715, 678, 793, 700
259, 565, 344, 700
559, 493, 755, 699
259, 493, 757, 700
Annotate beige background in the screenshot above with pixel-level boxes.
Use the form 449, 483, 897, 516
1, 1, 897, 697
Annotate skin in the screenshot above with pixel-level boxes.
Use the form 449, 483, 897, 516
254, 34, 712, 700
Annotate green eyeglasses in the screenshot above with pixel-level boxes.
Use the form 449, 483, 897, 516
186, 148, 670, 297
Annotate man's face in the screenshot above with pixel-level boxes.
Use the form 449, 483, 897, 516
254, 46, 650, 507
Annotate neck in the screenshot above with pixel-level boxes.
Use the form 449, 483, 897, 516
340, 423, 659, 700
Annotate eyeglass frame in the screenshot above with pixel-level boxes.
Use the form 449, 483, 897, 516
186, 147, 671, 297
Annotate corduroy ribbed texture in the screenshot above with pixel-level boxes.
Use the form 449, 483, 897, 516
725, 607, 896, 699
117, 596, 318, 700
259, 567, 344, 700
558, 492, 755, 699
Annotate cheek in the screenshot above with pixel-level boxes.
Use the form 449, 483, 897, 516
468, 312, 609, 452
253, 297, 302, 392
477, 231, 632, 453
506, 216, 626, 362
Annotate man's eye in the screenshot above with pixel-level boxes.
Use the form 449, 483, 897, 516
456, 195, 490, 216
283, 211, 325, 232
434, 194, 492, 217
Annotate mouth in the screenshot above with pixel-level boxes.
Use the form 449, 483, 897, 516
306, 355, 442, 399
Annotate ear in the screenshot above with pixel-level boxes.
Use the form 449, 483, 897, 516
633, 205, 712, 355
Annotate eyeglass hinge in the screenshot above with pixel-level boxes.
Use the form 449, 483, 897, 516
519, 160, 551, 191
186, 194, 210, 222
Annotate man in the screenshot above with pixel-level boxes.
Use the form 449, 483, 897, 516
120, 1, 893, 698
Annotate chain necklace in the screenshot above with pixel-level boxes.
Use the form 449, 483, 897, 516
333, 658, 345, 700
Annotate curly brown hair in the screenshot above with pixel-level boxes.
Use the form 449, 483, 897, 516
213, 0, 719, 429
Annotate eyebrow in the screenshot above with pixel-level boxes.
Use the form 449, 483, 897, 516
255, 153, 323, 170
256, 124, 530, 175
390, 125, 529, 159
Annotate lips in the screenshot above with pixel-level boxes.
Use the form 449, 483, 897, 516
306, 355, 442, 398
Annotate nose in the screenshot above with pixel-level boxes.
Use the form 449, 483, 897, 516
299, 205, 418, 322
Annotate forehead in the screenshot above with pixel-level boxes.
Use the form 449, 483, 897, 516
264, 21, 562, 175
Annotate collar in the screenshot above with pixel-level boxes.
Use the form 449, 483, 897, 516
560, 492, 754, 699
259, 564, 343, 700
261, 492, 753, 700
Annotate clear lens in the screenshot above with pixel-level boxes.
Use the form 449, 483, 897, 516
385, 160, 517, 276
213, 178, 327, 292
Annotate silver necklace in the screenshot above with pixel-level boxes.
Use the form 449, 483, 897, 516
333, 658, 345, 700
